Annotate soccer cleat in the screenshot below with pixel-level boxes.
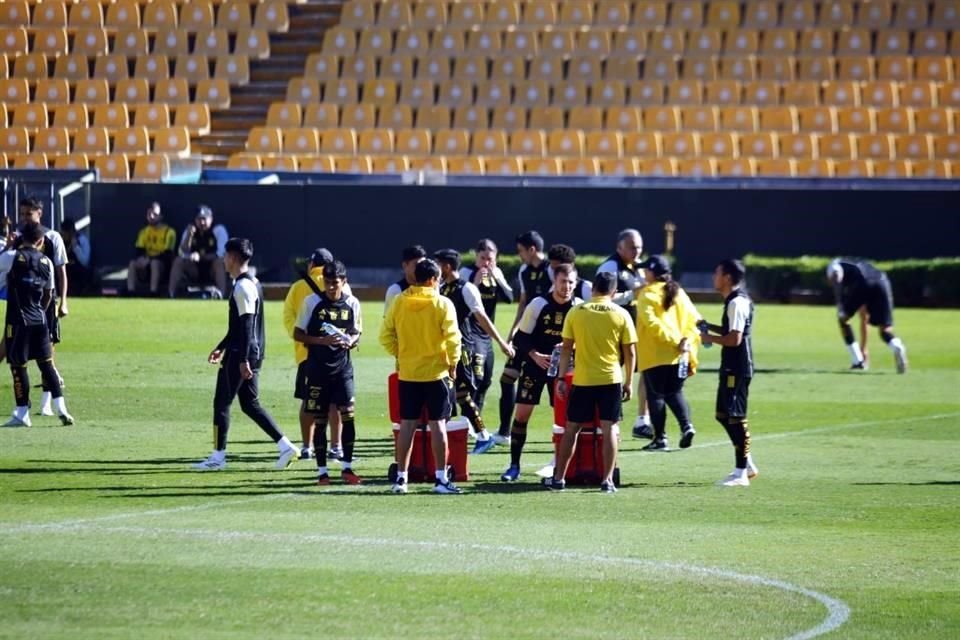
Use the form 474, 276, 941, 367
541, 477, 566, 491
57, 412, 75, 426
341, 469, 363, 485
747, 458, 760, 480
471, 438, 497, 455
192, 455, 225, 471
850, 361, 867, 370
391, 478, 408, 494
299, 447, 312, 460
642, 439, 669, 452
275, 446, 298, 470
433, 480, 463, 494
600, 481, 618, 494
679, 425, 696, 449
2, 415, 31, 428
893, 344, 908, 374
535, 463, 555, 478
327, 446, 344, 461
500, 465, 521, 482
316, 473, 331, 486
718, 471, 750, 487
631, 416, 654, 440
492, 433, 511, 446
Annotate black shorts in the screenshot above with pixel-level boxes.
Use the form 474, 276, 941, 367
843, 277, 894, 328
5, 323, 53, 366
45, 305, 61, 344
303, 373, 355, 415
567, 383, 623, 424
716, 371, 751, 419
455, 348, 485, 395
399, 378, 454, 421
294, 361, 309, 400
516, 361, 556, 407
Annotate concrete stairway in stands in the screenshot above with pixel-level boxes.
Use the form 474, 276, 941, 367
194, 0, 344, 166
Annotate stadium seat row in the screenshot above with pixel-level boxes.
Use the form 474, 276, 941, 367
0, 26, 270, 59
0, 152, 174, 181
302, 52, 960, 83
340, 0, 960, 31
283, 77, 960, 108
0, 77, 231, 107
244, 126, 960, 160
0, 126, 193, 157
319, 26, 960, 57
1, 53, 250, 86
2, 102, 211, 133
226, 152, 955, 178
0, 0, 289, 33
264, 101, 960, 135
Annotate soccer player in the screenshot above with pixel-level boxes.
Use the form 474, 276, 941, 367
283, 248, 355, 460
127, 202, 176, 296
434, 249, 514, 455
168, 205, 228, 298
2, 223, 73, 427
294, 261, 363, 486
384, 245, 427, 312
496, 231, 553, 446
193, 238, 298, 471
460, 239, 513, 413
596, 229, 652, 440
544, 272, 637, 493
380, 259, 463, 495
826, 258, 908, 373
501, 263, 582, 482
547, 244, 592, 300
701, 259, 759, 487
636, 255, 701, 452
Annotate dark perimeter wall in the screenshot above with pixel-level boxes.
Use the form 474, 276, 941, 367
90, 182, 960, 279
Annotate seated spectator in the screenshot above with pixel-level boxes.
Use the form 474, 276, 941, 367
168, 205, 228, 298
61, 218, 92, 296
128, 202, 176, 297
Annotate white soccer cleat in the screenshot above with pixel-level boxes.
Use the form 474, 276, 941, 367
492, 433, 511, 446
719, 471, 750, 487
535, 463, 555, 478
2, 414, 31, 428
275, 446, 298, 470
391, 479, 408, 494
893, 344, 908, 374
192, 455, 225, 471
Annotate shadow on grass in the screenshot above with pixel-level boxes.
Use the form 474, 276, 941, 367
699, 367, 890, 376
852, 481, 959, 486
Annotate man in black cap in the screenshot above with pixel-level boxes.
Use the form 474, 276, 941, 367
168, 205, 229, 298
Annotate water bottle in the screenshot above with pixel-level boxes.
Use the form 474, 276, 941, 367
677, 351, 690, 379
321, 322, 349, 344
547, 345, 562, 378
697, 319, 713, 349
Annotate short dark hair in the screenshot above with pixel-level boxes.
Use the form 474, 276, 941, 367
20, 222, 45, 244
553, 263, 576, 278
593, 272, 617, 295
433, 248, 461, 272
515, 230, 544, 252
476, 238, 498, 254
547, 243, 576, 264
323, 260, 347, 281
401, 245, 427, 262
717, 259, 746, 285
20, 197, 42, 212
224, 237, 254, 262
414, 258, 441, 284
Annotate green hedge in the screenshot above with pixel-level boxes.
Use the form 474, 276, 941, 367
743, 255, 960, 306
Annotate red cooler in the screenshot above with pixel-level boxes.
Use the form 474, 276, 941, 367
551, 372, 620, 486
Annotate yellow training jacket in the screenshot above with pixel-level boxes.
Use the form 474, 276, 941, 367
636, 282, 702, 374
282, 267, 325, 364
379, 285, 461, 382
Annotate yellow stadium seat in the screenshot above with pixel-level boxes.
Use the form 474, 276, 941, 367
858, 133, 894, 159
227, 153, 262, 170
340, 1, 374, 28
874, 106, 912, 133
340, 104, 377, 129
217, 1, 252, 31
719, 56, 756, 82
133, 155, 171, 181
54, 154, 89, 170
193, 28, 230, 58
782, 82, 821, 106
215, 55, 249, 85
915, 57, 952, 82
493, 105, 531, 130
299, 155, 336, 172
666, 80, 702, 105
504, 30, 539, 57
606, 106, 642, 129
821, 1, 854, 28
509, 129, 546, 156
780, 133, 817, 158
254, 0, 289, 33
363, 78, 398, 106
679, 105, 719, 131
704, 80, 741, 105
577, 30, 611, 57
716, 158, 756, 177
175, 103, 210, 135
611, 30, 647, 57
91, 104, 129, 130
561, 157, 599, 176
860, 82, 896, 109
0, 78, 29, 103
872, 159, 911, 177
283, 127, 320, 154
593, 1, 628, 27
547, 129, 584, 156
113, 29, 148, 57
598, 157, 637, 175
688, 30, 722, 57
781, 1, 816, 28
304, 53, 339, 79
933, 135, 960, 158
94, 154, 129, 180
153, 126, 190, 157
34, 0, 68, 27
837, 57, 873, 82
154, 78, 189, 104
628, 81, 664, 105
267, 103, 302, 128
482, 156, 520, 175
472, 129, 508, 154
445, 155, 483, 174
755, 158, 794, 176
797, 29, 834, 57
451, 56, 485, 81
263, 155, 301, 174
676, 157, 717, 177
876, 56, 913, 82
591, 80, 627, 106
725, 30, 760, 56
567, 56, 602, 83
94, 54, 129, 83
382, 104, 414, 128
553, 81, 587, 108
741, 80, 780, 106
438, 79, 474, 106
407, 156, 445, 173
543, 29, 577, 58
453, 105, 488, 129
370, 155, 410, 173
900, 82, 936, 108
643, 105, 679, 130
632, 1, 667, 27
53, 104, 89, 129
340, 54, 377, 80
322, 27, 357, 55
895, 133, 933, 159
761, 29, 797, 56
636, 157, 677, 176
105, 2, 140, 30
180, 0, 215, 32
303, 104, 339, 128
895, 0, 929, 27
486, 1, 520, 27
416, 57, 449, 81
586, 131, 623, 156
247, 126, 282, 153
526, 106, 563, 129
718, 105, 756, 132
75, 78, 109, 104
54, 54, 89, 82
434, 128, 470, 155
819, 133, 856, 159
133, 103, 171, 129
757, 106, 796, 132
528, 56, 564, 82
741, 132, 778, 157
523, 0, 556, 26
143, 0, 179, 30
568, 106, 603, 130
413, 105, 448, 129
319, 128, 356, 155
175, 55, 211, 84
394, 29, 430, 56
662, 132, 699, 157
14, 52, 47, 78
875, 30, 910, 56
491, 56, 525, 81
939, 82, 960, 107
12, 104, 49, 130
134, 55, 170, 84
412, 1, 447, 29
0, 27, 28, 56
11, 153, 49, 169
432, 29, 465, 55
1, 127, 30, 154
396, 128, 431, 154
398, 79, 434, 105
0, 1, 28, 28
758, 56, 796, 82
833, 159, 872, 177
377, 1, 412, 29
358, 27, 393, 56
560, 0, 593, 25
357, 128, 394, 154
449, 1, 485, 27
911, 159, 951, 177
73, 127, 110, 154
153, 29, 190, 56
935, 0, 960, 27
33, 27, 69, 56
684, 57, 718, 82
644, 57, 679, 81
324, 78, 358, 105
835, 29, 870, 56
702, 132, 738, 157
794, 159, 832, 176
475, 80, 510, 107
113, 126, 151, 155
914, 107, 951, 133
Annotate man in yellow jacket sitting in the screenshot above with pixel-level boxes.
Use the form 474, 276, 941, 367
380, 259, 463, 495
636, 255, 702, 452
282, 248, 352, 460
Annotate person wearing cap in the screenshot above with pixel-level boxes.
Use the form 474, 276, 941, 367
128, 202, 176, 297
826, 258, 907, 373
282, 248, 353, 460
383, 245, 427, 314
635, 255, 701, 452
433, 248, 514, 455
168, 205, 229, 298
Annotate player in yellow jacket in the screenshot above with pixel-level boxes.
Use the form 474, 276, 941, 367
380, 259, 463, 495
282, 248, 351, 460
635, 255, 702, 452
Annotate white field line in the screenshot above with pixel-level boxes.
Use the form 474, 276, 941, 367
2, 521, 850, 640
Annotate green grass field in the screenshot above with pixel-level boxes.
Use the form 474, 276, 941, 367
1, 298, 958, 639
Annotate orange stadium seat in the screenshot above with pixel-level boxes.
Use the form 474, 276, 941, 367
304, 104, 339, 128
54, 104, 89, 129
106, 2, 141, 31
12, 104, 49, 130
92, 104, 129, 130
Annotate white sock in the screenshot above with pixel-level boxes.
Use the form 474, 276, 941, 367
40, 391, 52, 409
477, 429, 490, 441
847, 342, 864, 364
212, 450, 226, 462
317, 466, 328, 475
735, 467, 748, 478
888, 337, 904, 351
397, 471, 407, 482
14, 406, 29, 419
278, 436, 295, 451
53, 397, 67, 414
342, 461, 352, 471
435, 468, 448, 483
747, 454, 756, 469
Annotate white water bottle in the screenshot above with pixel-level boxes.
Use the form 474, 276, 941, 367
321, 322, 349, 344
677, 351, 690, 379
547, 345, 562, 378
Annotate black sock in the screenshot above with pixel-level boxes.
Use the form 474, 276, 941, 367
341, 415, 356, 465
37, 359, 63, 398
727, 419, 749, 469
881, 329, 895, 344
458, 394, 486, 433
498, 378, 517, 437
312, 420, 328, 467
11, 365, 29, 407
509, 420, 528, 467
841, 324, 855, 345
